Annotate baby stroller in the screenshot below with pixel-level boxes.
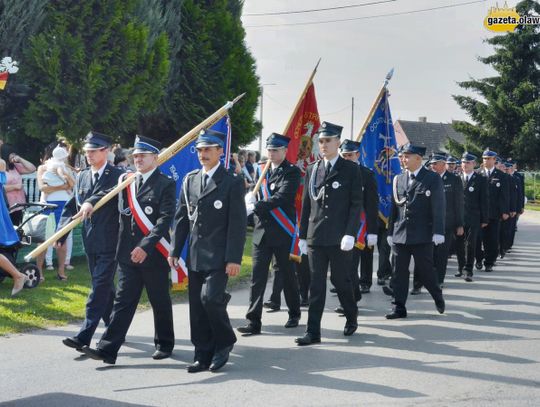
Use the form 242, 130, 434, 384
0, 202, 58, 289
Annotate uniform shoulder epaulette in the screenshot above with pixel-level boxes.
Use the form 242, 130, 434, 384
186, 168, 200, 178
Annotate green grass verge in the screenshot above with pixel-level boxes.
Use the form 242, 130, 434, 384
525, 203, 540, 212
0, 232, 253, 336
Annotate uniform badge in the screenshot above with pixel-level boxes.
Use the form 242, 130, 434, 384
332, 181, 340, 189
144, 206, 153, 215
270, 183, 276, 191
426, 190, 431, 197
469, 186, 474, 192
214, 200, 223, 209
496, 182, 501, 187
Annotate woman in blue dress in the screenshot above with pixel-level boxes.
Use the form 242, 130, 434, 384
1, 157, 28, 295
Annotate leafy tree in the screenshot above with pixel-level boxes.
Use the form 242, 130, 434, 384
137, 0, 260, 148
22, 0, 169, 147
452, 0, 540, 169
0, 0, 48, 148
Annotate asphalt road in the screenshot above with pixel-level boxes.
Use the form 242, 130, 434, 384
1, 212, 539, 406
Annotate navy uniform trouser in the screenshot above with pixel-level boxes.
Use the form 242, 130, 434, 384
306, 245, 357, 338
98, 262, 174, 358
482, 218, 501, 267
393, 243, 443, 313
270, 254, 310, 305
188, 269, 236, 365
246, 240, 301, 327
456, 223, 481, 274
76, 252, 116, 345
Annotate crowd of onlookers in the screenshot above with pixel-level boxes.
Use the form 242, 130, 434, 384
0, 135, 265, 280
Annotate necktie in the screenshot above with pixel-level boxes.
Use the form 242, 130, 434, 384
201, 174, 209, 193
325, 161, 332, 178
137, 175, 143, 193
408, 173, 415, 187
92, 172, 99, 188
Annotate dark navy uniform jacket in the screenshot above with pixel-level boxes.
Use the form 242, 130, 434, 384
86, 169, 176, 269
359, 164, 379, 236
171, 165, 247, 271
299, 156, 363, 246
252, 159, 300, 247
461, 171, 489, 227
479, 168, 509, 220
507, 174, 518, 213
389, 166, 445, 245
512, 173, 524, 213
59, 164, 124, 254
441, 171, 464, 232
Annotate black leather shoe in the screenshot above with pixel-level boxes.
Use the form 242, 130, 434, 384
81, 346, 116, 364
295, 333, 321, 346
284, 317, 300, 328
385, 310, 407, 319
263, 301, 280, 312
455, 271, 463, 277
62, 336, 86, 352
209, 345, 233, 372
485, 265, 493, 272
475, 262, 483, 270
360, 286, 370, 294
187, 360, 209, 373
329, 287, 337, 294
300, 299, 309, 307
237, 324, 261, 335
377, 278, 386, 286
410, 287, 422, 295
435, 299, 445, 314
465, 274, 473, 282
382, 286, 394, 297
152, 350, 171, 360
334, 306, 345, 314
343, 322, 358, 336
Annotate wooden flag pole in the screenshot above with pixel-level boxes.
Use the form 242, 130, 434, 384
253, 59, 321, 195
25, 93, 246, 262
354, 68, 394, 143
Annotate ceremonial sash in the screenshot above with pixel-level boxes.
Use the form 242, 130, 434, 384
355, 211, 367, 250
260, 174, 301, 261
125, 174, 188, 289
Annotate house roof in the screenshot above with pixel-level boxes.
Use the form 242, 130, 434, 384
395, 120, 465, 155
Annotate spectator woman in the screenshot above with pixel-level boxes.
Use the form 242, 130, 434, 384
36, 144, 75, 280
1, 157, 29, 295
0, 144, 36, 225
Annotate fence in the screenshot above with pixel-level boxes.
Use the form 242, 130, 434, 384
19, 172, 87, 260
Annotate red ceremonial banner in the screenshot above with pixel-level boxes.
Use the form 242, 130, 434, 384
284, 82, 320, 261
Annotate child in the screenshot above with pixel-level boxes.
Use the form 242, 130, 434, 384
42, 145, 70, 187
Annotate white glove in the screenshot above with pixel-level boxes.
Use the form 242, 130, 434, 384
244, 192, 256, 206
432, 234, 445, 246
386, 236, 393, 246
366, 234, 378, 247
340, 235, 355, 251
298, 239, 308, 255
246, 203, 255, 216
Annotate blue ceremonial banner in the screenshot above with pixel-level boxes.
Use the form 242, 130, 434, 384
359, 90, 401, 224
160, 115, 232, 198
159, 115, 232, 289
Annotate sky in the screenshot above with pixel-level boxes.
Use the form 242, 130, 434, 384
240, 0, 518, 151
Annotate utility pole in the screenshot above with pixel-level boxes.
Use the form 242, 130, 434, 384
258, 83, 276, 154
351, 96, 355, 138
